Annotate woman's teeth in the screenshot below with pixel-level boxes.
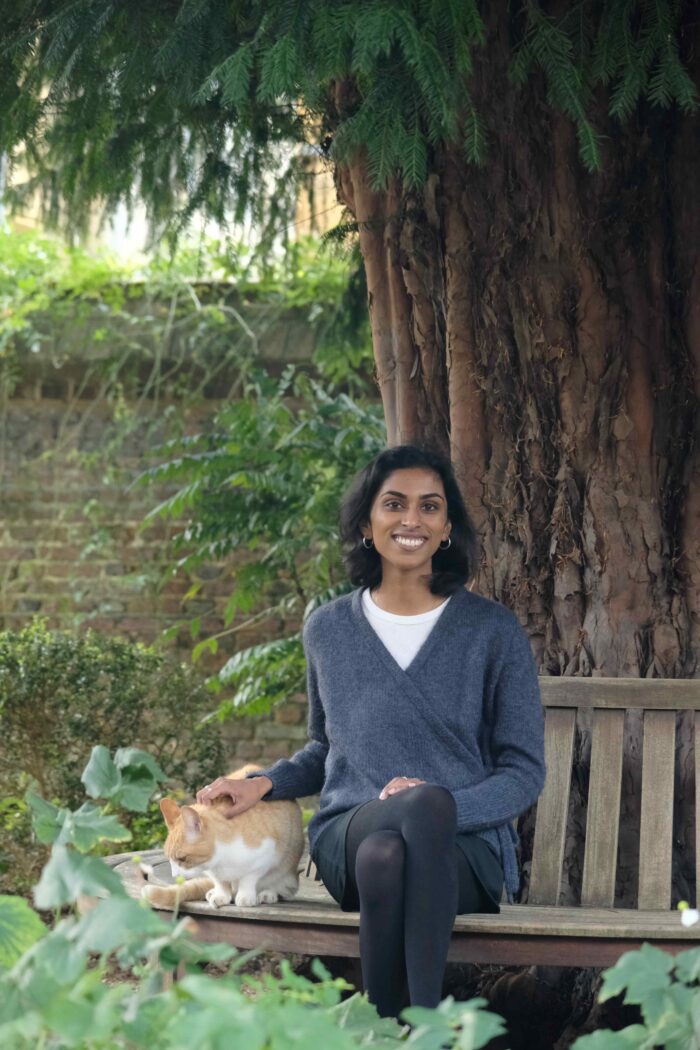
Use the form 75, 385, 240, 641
393, 536, 426, 548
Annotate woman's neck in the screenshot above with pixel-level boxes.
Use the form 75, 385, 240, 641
369, 573, 445, 615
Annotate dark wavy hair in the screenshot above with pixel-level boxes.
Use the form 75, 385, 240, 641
339, 444, 480, 596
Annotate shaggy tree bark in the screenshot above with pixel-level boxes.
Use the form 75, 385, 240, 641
333, 6, 698, 1045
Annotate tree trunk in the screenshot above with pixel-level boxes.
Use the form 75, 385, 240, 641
333, 4, 699, 1044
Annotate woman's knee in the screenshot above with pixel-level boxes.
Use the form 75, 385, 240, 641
355, 831, 405, 899
400, 783, 457, 836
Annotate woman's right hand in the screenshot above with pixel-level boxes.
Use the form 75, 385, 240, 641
195, 775, 273, 818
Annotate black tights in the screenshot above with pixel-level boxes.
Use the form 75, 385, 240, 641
343, 784, 487, 1020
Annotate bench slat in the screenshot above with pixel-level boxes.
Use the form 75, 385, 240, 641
581, 709, 625, 907
539, 677, 700, 710
529, 707, 576, 905
118, 856, 700, 940
638, 710, 676, 909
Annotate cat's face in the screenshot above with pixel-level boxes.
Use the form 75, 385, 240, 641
159, 799, 216, 878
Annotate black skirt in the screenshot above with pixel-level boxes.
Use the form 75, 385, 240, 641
309, 800, 504, 913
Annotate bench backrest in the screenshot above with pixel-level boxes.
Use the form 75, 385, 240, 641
529, 678, 700, 909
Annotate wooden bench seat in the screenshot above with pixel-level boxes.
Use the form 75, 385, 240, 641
111, 676, 700, 967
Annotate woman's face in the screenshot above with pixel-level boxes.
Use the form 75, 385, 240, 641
361, 467, 452, 575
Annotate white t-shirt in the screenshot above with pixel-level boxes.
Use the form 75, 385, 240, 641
361, 587, 452, 670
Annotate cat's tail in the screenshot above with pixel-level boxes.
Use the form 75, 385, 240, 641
142, 877, 214, 909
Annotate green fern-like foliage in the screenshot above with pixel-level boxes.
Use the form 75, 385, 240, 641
0, 1, 697, 239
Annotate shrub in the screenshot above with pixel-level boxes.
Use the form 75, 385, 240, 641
141, 365, 386, 719
0, 745, 508, 1050
571, 940, 700, 1049
0, 619, 226, 892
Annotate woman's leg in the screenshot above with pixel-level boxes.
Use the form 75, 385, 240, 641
344, 784, 484, 1015
351, 830, 408, 1018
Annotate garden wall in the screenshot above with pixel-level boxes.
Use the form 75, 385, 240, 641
0, 305, 321, 770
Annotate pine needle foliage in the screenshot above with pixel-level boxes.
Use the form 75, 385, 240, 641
0, 1, 697, 240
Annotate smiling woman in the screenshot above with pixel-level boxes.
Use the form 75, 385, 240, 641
341, 445, 479, 615
197, 444, 545, 1021
358, 471, 454, 613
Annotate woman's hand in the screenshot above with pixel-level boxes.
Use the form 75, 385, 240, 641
379, 776, 426, 800
195, 775, 272, 818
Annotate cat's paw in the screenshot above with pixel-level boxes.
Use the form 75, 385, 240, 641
142, 884, 172, 908
257, 889, 279, 904
205, 887, 232, 908
234, 888, 259, 907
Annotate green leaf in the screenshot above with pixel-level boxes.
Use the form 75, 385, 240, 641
572, 1027, 650, 1048
40, 970, 120, 1043
58, 804, 131, 853
27, 792, 131, 852
328, 991, 401, 1039
162, 974, 266, 1048
113, 767, 160, 813
0, 1011, 44, 1044
0, 895, 45, 969
113, 748, 166, 783
74, 896, 170, 956
643, 982, 695, 1045
597, 944, 674, 1022
81, 746, 166, 812
30, 928, 87, 986
81, 745, 120, 801
402, 996, 507, 1050
26, 792, 66, 845
198, 44, 255, 108
576, 119, 602, 174
34, 846, 125, 909
463, 101, 487, 165
401, 119, 428, 188
193, 636, 219, 663
673, 946, 700, 985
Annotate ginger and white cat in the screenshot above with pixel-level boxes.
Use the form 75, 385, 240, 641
143, 764, 304, 910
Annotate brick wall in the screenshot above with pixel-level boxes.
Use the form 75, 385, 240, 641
1, 341, 319, 773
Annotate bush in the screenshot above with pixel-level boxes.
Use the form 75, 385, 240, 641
0, 745, 508, 1050
141, 365, 386, 718
0, 619, 226, 892
571, 940, 700, 1049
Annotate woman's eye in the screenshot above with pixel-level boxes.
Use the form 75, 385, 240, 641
384, 501, 438, 511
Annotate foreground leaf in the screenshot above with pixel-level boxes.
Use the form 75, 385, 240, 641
33, 847, 125, 909
80, 746, 121, 801
25, 793, 66, 846
403, 996, 506, 1050
59, 804, 131, 852
27, 793, 131, 852
0, 896, 45, 969
572, 1026, 652, 1048
73, 896, 170, 956
81, 745, 166, 812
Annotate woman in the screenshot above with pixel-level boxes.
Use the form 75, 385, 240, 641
196, 444, 546, 1019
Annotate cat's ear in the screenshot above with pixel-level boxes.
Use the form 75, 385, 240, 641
180, 805, 202, 838
159, 798, 181, 828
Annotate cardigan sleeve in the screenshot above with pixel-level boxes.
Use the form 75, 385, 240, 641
245, 621, 328, 801
452, 618, 546, 833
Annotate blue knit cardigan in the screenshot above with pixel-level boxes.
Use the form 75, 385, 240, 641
247, 585, 546, 901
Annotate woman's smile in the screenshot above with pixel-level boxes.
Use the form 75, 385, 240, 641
392, 534, 428, 550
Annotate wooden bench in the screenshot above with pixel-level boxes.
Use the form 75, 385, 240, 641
111, 677, 700, 968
